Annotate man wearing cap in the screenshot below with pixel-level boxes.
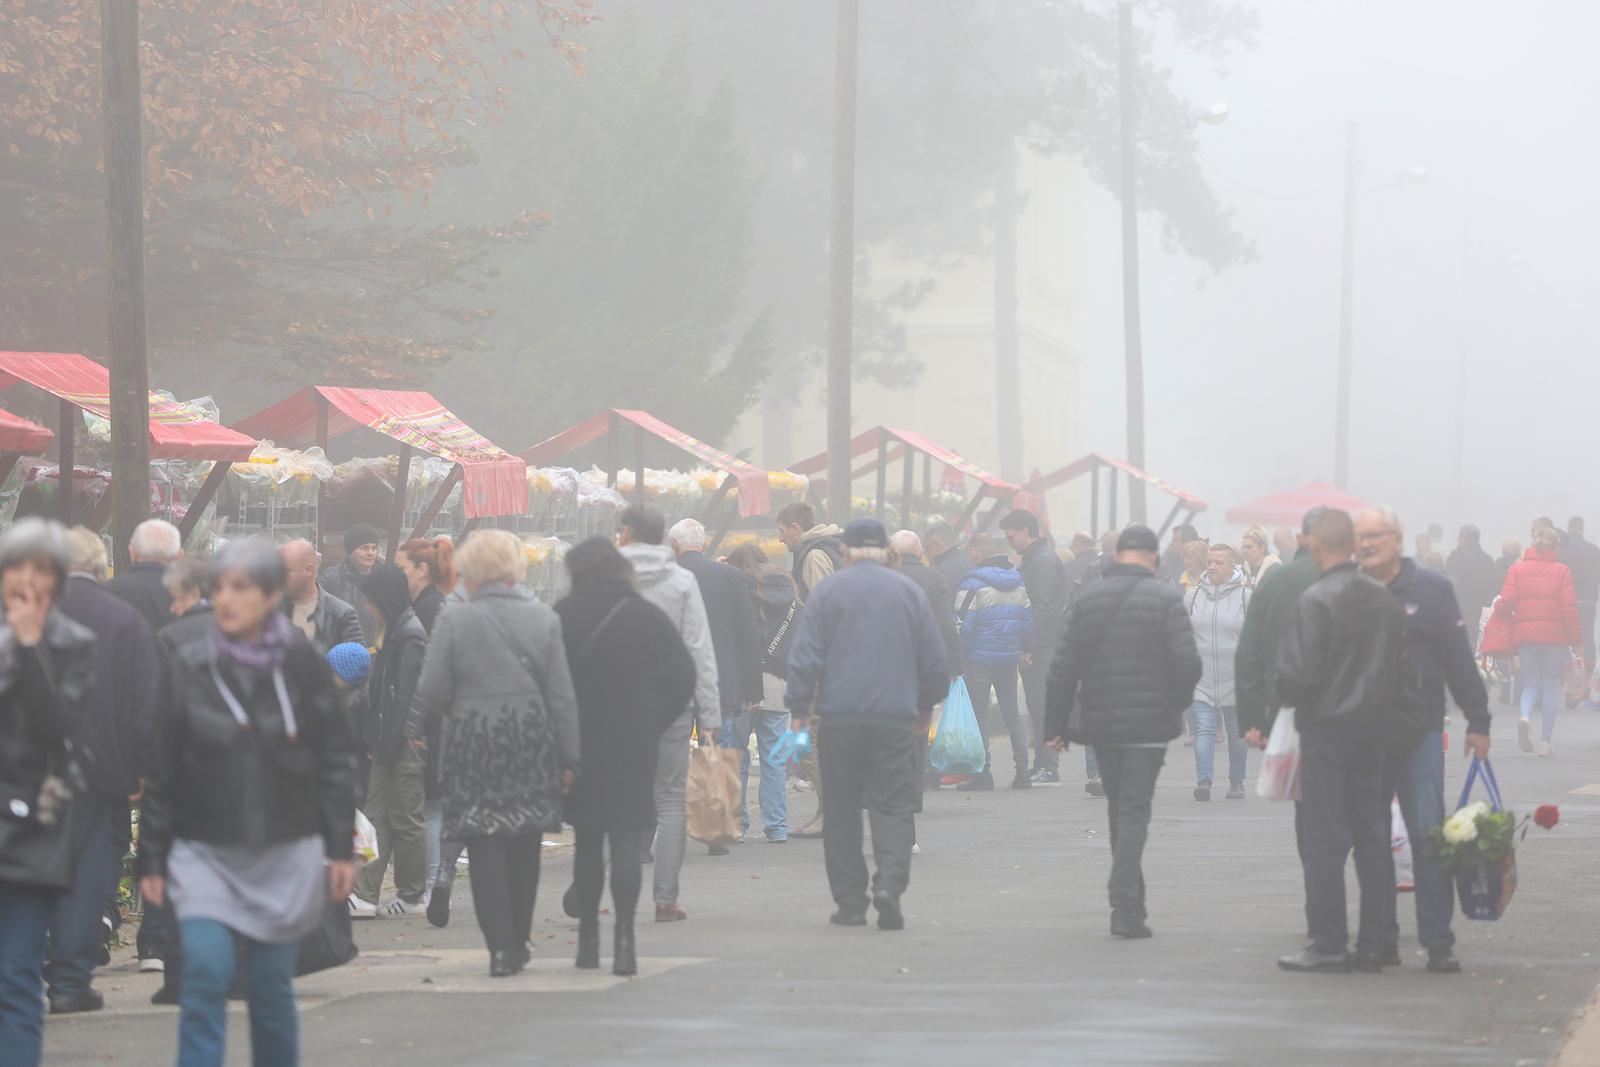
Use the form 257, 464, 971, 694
1045, 525, 1201, 939
319, 523, 383, 644
786, 519, 949, 931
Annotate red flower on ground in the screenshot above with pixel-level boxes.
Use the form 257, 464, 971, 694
1533, 804, 1560, 830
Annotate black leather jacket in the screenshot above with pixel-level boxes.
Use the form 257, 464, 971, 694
1274, 562, 1401, 737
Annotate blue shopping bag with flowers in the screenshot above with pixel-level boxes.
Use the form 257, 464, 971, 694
1431, 757, 1517, 921
929, 677, 987, 774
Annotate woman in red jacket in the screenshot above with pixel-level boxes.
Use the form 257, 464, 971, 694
1494, 524, 1582, 755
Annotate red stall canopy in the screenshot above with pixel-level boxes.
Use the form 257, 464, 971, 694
520, 409, 772, 519
1022, 453, 1207, 538
1225, 482, 1377, 527
0, 407, 53, 456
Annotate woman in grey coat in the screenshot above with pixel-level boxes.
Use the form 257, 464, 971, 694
416, 531, 580, 977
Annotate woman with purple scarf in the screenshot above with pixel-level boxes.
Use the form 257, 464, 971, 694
138, 540, 356, 1067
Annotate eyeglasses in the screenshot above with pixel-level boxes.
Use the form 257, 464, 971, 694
1356, 530, 1399, 544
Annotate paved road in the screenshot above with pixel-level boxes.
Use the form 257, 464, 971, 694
44, 704, 1600, 1066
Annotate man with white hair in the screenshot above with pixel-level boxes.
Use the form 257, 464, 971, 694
890, 530, 961, 676
106, 518, 182, 632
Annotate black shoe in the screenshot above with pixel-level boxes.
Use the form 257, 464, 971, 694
517, 943, 532, 972
150, 984, 180, 1007
1110, 912, 1153, 939
1085, 777, 1105, 798
575, 917, 600, 970
1031, 768, 1061, 784
924, 770, 943, 790
489, 950, 519, 978
562, 882, 580, 920
1194, 781, 1212, 802
48, 989, 105, 1015
1349, 950, 1384, 974
957, 773, 995, 792
1277, 948, 1351, 973
1426, 947, 1462, 974
873, 894, 905, 931
1010, 770, 1032, 790
614, 923, 637, 977
1225, 783, 1246, 800
830, 908, 868, 927
427, 880, 453, 928
1378, 943, 1401, 968
708, 843, 730, 856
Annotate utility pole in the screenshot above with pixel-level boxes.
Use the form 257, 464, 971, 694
825, 0, 859, 524
1333, 121, 1359, 490
1116, 0, 1147, 523
993, 140, 1023, 483
102, 0, 151, 566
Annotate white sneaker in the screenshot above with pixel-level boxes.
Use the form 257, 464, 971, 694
1538, 740, 1553, 757
138, 957, 165, 974
377, 896, 414, 917
912, 843, 921, 855
348, 896, 378, 920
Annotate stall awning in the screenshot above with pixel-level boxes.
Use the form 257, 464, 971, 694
233, 387, 526, 519
520, 409, 772, 518
0, 351, 256, 461
789, 426, 1021, 493
1024, 454, 1207, 511
0, 407, 53, 455
1225, 482, 1376, 527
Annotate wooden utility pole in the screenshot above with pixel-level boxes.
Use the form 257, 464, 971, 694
1333, 121, 1359, 490
1116, 0, 1147, 524
825, 0, 859, 524
102, 0, 151, 565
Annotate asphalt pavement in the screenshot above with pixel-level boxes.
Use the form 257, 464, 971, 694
43, 700, 1600, 1066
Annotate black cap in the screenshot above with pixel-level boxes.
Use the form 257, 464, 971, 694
1116, 524, 1160, 554
344, 523, 382, 554
842, 519, 889, 549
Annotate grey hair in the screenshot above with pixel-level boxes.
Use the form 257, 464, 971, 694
923, 521, 956, 547
1357, 505, 1403, 534
845, 546, 891, 566
163, 557, 211, 598
0, 517, 70, 587
210, 537, 287, 596
668, 518, 707, 551
66, 527, 109, 579
130, 519, 182, 563
889, 530, 923, 557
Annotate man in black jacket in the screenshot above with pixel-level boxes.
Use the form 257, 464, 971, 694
924, 521, 973, 598
105, 518, 182, 632
1274, 509, 1401, 974
283, 539, 365, 652
1566, 516, 1600, 665
320, 523, 382, 643
1446, 525, 1499, 653
1356, 508, 1490, 975
670, 519, 776, 846
1045, 525, 1201, 939
890, 531, 961, 676
999, 509, 1069, 783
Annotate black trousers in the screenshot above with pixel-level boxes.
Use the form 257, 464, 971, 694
1093, 746, 1165, 921
819, 716, 919, 913
465, 832, 542, 954
1020, 655, 1056, 772
1298, 733, 1390, 955
572, 826, 645, 926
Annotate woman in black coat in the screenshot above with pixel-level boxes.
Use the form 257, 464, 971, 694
554, 539, 694, 976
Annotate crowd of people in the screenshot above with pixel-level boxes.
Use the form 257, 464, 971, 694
0, 494, 1588, 1064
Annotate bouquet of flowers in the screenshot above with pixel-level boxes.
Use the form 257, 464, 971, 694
1428, 799, 1515, 872
1428, 757, 1558, 921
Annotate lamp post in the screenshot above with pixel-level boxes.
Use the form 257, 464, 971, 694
825, 0, 859, 524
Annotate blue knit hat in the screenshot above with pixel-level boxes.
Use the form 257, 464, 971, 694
327, 642, 372, 685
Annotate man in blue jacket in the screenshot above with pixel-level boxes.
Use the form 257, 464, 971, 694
787, 520, 948, 931
954, 533, 1032, 791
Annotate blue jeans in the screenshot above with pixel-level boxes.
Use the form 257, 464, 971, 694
1085, 745, 1099, 781
178, 918, 300, 1067
1518, 643, 1569, 741
1382, 731, 1453, 950
1191, 703, 1247, 786
0, 882, 56, 1067
45, 798, 118, 999
719, 707, 790, 840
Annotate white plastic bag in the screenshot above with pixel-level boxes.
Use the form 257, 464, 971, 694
353, 810, 378, 866
1255, 708, 1301, 802
1391, 798, 1414, 891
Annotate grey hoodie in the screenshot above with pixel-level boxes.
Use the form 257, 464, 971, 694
619, 543, 721, 732
1184, 568, 1249, 708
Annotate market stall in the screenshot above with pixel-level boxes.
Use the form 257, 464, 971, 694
1021, 454, 1208, 538
233, 386, 527, 557
0, 351, 257, 538
1224, 482, 1377, 527
788, 426, 1022, 533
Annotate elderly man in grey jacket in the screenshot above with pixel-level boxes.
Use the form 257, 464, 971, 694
1182, 544, 1252, 801
616, 503, 720, 923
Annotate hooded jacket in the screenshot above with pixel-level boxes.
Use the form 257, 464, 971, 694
791, 524, 845, 602
619, 543, 720, 732
1494, 545, 1580, 650
955, 557, 1032, 669
1184, 568, 1249, 708
1274, 562, 1400, 737
361, 563, 428, 767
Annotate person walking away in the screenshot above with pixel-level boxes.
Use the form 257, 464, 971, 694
1239, 526, 1281, 591
349, 563, 429, 919
556, 539, 695, 975
414, 530, 579, 976
1060, 532, 1100, 604
1044, 525, 1200, 939
726, 543, 802, 834
46, 528, 159, 1014
396, 537, 456, 635
999, 509, 1070, 785
394, 537, 458, 900
1565, 517, 1600, 667
953, 533, 1032, 790
923, 521, 973, 597
1184, 544, 1251, 801
616, 504, 720, 921
1494, 523, 1580, 756
0, 520, 96, 1066
320, 524, 382, 644
1272, 509, 1401, 974
890, 531, 959, 796
1495, 538, 1521, 589
105, 518, 182, 633
1158, 523, 1199, 585
1446, 525, 1500, 652
138, 539, 357, 1065
785, 520, 947, 931
1354, 508, 1491, 974
776, 503, 844, 603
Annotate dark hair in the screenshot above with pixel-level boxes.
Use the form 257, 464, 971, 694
997, 509, 1040, 538
725, 543, 769, 574
1459, 524, 1481, 545
923, 520, 956, 546
1300, 506, 1328, 536
1570, 516, 1586, 535
1310, 508, 1355, 553
360, 562, 414, 628
565, 537, 634, 586
776, 502, 815, 530
618, 503, 666, 546
1173, 523, 1199, 542
163, 557, 210, 598
210, 538, 287, 596
1116, 524, 1161, 554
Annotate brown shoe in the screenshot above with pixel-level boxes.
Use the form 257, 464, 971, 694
655, 903, 687, 923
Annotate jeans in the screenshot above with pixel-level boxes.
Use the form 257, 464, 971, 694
651, 709, 693, 906
465, 833, 541, 954
1381, 731, 1453, 950
45, 797, 118, 999
1085, 745, 1100, 782
819, 716, 918, 912
1019, 656, 1057, 771
356, 745, 428, 904
1191, 703, 1247, 786
424, 799, 464, 888
572, 827, 645, 926
718, 707, 791, 840
1518, 642, 1569, 742
0, 882, 56, 1067
965, 663, 1029, 775
1299, 733, 1391, 955
178, 918, 299, 1067
1094, 745, 1165, 921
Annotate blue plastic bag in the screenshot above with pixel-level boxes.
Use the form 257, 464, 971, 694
929, 677, 987, 774
768, 728, 813, 766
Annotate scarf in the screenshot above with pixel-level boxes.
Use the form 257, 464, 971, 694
213, 611, 294, 671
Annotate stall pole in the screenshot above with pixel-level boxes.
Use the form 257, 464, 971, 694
386, 443, 413, 560
314, 392, 329, 550
900, 445, 915, 529
87, 483, 116, 534
1090, 463, 1101, 537
605, 412, 620, 489
953, 486, 987, 534
702, 475, 738, 556
409, 464, 463, 542
634, 424, 647, 504
1154, 498, 1184, 540
922, 453, 932, 521
874, 437, 888, 523
177, 460, 230, 542
57, 398, 75, 526
1109, 471, 1119, 530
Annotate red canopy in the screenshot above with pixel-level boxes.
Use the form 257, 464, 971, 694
789, 426, 1020, 493
0, 351, 255, 461
1225, 482, 1377, 527
0, 407, 53, 455
520, 409, 772, 518
233, 387, 526, 519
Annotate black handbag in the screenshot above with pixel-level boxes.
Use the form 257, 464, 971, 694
0, 643, 89, 892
